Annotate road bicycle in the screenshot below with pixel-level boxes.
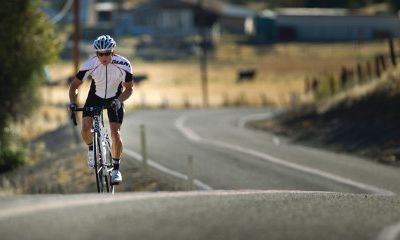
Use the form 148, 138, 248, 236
71, 105, 116, 194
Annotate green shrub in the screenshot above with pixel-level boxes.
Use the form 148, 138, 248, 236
0, 145, 26, 173
0, 0, 59, 172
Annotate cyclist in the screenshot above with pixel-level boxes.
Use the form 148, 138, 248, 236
68, 35, 133, 184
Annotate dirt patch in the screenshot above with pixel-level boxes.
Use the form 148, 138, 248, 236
0, 124, 178, 194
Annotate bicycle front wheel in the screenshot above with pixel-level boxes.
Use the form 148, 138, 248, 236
94, 132, 106, 193
105, 139, 114, 193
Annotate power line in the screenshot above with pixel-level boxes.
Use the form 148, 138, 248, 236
51, 0, 74, 24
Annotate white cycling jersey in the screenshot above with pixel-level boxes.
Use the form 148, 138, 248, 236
76, 54, 133, 99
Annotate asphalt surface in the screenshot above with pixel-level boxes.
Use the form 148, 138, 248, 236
3, 107, 400, 240
121, 108, 400, 194
1, 191, 400, 240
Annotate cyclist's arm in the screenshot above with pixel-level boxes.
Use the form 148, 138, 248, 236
69, 77, 83, 104
118, 81, 133, 102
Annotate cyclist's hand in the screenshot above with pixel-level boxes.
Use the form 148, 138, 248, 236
69, 102, 78, 112
111, 99, 122, 110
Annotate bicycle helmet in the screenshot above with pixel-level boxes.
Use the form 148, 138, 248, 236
93, 35, 116, 51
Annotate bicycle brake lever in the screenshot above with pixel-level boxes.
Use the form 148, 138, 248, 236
71, 112, 77, 126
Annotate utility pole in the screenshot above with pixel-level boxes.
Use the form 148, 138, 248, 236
73, 0, 80, 74
198, 0, 209, 108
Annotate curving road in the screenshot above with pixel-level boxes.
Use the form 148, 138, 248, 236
2, 107, 400, 240
121, 108, 400, 195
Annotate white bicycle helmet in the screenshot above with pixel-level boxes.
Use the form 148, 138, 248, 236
93, 35, 116, 51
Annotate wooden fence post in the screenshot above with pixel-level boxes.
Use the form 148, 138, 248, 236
183, 95, 191, 109
140, 124, 148, 176
340, 67, 348, 89
160, 95, 169, 109
186, 155, 194, 191
260, 93, 269, 106
304, 77, 311, 94
348, 69, 354, 87
239, 92, 248, 106
357, 63, 363, 84
311, 77, 319, 94
329, 75, 336, 95
375, 56, 381, 78
389, 37, 397, 66
366, 61, 372, 81
380, 55, 387, 71
222, 93, 229, 107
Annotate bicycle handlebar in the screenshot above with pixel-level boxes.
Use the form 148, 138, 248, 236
70, 104, 120, 126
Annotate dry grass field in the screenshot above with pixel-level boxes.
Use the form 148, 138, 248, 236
128, 38, 388, 107
46, 38, 390, 108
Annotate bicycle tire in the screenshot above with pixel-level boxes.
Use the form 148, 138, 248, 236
95, 133, 108, 193
105, 139, 114, 192
93, 132, 102, 193
98, 134, 111, 193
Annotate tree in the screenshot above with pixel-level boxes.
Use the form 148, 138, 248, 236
0, 0, 59, 172
389, 0, 400, 11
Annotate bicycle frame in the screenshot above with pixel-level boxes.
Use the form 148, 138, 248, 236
93, 111, 114, 193
71, 106, 115, 194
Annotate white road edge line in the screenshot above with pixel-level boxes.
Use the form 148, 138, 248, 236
237, 112, 281, 146
174, 114, 394, 196
123, 149, 213, 191
377, 221, 400, 240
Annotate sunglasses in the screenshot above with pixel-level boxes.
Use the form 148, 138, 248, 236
96, 51, 112, 57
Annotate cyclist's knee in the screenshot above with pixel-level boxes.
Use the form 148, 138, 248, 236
81, 118, 92, 134
110, 123, 121, 140
111, 131, 121, 142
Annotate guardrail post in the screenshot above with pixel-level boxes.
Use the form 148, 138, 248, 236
186, 155, 194, 191
140, 124, 148, 176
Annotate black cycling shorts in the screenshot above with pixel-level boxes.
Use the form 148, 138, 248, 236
82, 93, 124, 123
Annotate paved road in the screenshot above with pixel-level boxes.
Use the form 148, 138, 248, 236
3, 107, 400, 240
121, 108, 400, 194
1, 191, 400, 240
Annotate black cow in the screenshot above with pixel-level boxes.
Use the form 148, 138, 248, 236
134, 74, 148, 84
237, 69, 256, 83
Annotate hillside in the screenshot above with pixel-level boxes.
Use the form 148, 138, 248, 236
248, 69, 400, 166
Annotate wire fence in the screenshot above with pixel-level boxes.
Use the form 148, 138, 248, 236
304, 38, 399, 100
